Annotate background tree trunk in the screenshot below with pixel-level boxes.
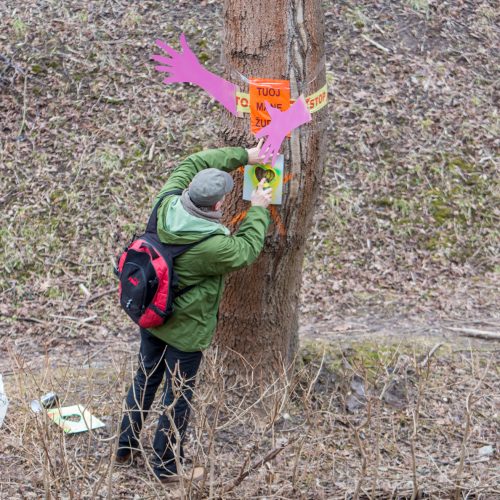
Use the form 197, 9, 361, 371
216, 0, 327, 377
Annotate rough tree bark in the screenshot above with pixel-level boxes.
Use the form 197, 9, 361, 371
216, 0, 327, 377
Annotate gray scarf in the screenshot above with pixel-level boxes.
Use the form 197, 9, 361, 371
180, 189, 223, 224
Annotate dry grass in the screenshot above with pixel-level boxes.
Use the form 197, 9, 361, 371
1, 342, 499, 498
303, 0, 499, 319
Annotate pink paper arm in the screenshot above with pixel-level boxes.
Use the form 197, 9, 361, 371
152, 34, 238, 116
255, 96, 312, 166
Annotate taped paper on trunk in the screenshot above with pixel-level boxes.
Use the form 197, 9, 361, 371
242, 155, 284, 205
249, 79, 291, 134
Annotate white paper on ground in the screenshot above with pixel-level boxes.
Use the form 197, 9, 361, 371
46, 404, 105, 434
0, 375, 9, 427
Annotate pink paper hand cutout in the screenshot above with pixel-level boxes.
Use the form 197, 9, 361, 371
152, 34, 238, 116
255, 96, 312, 166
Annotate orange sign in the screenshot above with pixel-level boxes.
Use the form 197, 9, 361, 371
249, 78, 291, 134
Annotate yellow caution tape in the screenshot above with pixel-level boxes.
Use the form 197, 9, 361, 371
236, 83, 328, 115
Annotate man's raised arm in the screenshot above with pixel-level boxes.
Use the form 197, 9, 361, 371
156, 142, 265, 201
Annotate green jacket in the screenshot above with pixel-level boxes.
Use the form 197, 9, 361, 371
148, 147, 270, 351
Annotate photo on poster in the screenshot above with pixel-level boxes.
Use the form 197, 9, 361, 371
243, 154, 284, 205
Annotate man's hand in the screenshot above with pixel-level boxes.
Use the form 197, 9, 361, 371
246, 139, 265, 165
251, 178, 273, 208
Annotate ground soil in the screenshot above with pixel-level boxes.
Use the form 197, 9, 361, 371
0, 0, 498, 498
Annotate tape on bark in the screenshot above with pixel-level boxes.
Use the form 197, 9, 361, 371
223, 54, 328, 116
236, 84, 327, 115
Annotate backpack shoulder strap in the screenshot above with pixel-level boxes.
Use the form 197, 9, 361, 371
145, 189, 183, 234
168, 233, 218, 259
171, 233, 220, 298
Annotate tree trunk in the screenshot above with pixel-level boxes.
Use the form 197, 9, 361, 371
216, 0, 327, 377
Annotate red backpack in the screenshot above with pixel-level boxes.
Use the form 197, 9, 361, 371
115, 190, 213, 328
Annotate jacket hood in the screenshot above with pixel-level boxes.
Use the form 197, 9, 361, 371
157, 196, 230, 244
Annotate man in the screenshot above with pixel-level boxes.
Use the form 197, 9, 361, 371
116, 143, 272, 483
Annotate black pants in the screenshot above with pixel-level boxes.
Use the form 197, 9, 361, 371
117, 328, 202, 478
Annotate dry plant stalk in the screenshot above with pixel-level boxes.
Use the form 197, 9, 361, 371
453, 355, 493, 499
1, 337, 498, 498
